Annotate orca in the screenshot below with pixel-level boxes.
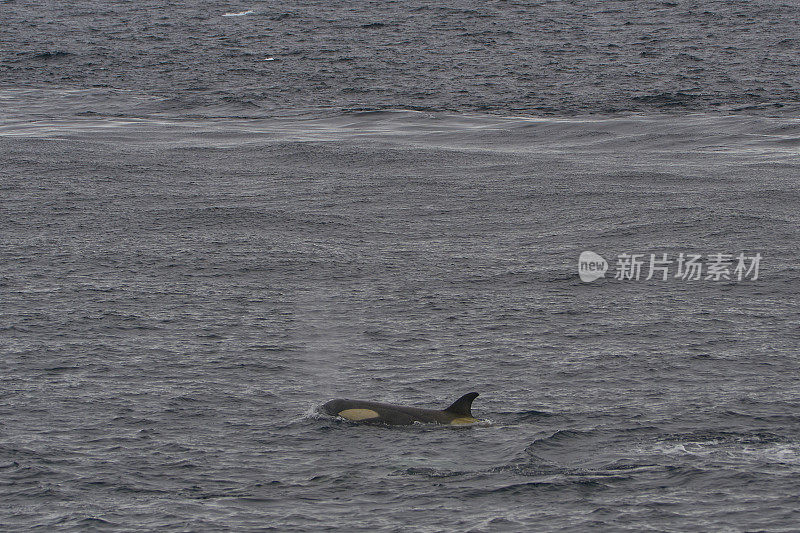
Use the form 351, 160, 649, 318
321, 392, 480, 426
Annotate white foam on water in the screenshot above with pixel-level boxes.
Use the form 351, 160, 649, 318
222, 9, 254, 17
647, 439, 800, 465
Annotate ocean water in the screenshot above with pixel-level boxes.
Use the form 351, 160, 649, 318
2, 1, 800, 531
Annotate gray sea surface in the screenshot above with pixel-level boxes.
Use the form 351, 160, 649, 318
2, 1, 800, 531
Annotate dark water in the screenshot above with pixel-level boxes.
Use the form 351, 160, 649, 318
4, 0, 800, 117
2, 1, 800, 531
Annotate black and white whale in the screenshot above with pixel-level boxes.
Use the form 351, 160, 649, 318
321, 392, 480, 426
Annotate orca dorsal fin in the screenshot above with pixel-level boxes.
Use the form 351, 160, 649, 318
443, 392, 479, 416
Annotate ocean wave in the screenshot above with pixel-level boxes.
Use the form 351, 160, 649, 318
222, 10, 254, 17
3, 90, 799, 158
389, 467, 467, 478
30, 51, 73, 61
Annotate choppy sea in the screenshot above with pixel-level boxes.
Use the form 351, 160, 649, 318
2, 1, 800, 531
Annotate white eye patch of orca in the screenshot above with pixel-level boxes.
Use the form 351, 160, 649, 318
337, 408, 380, 421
